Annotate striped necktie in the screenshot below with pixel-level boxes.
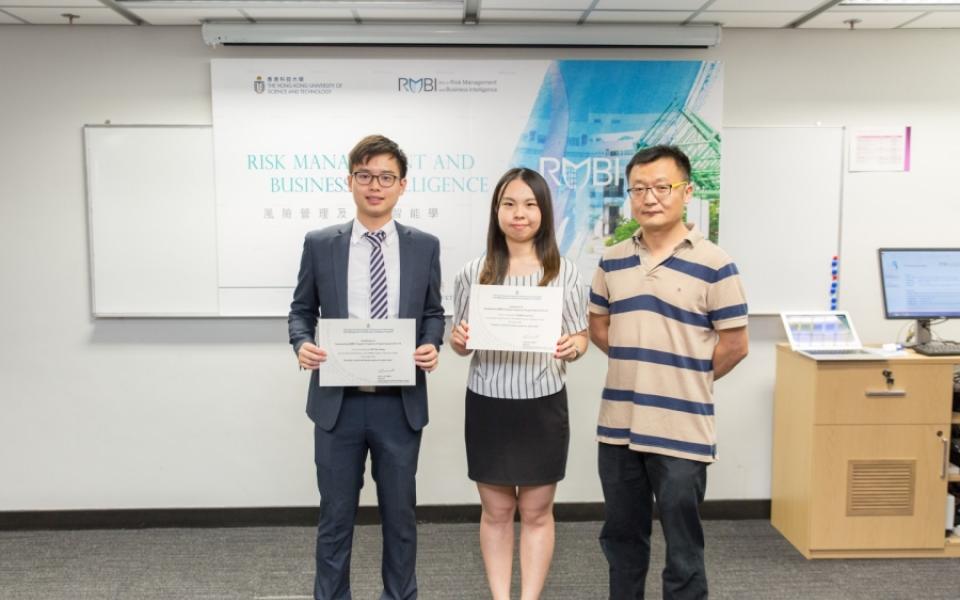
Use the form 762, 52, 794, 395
363, 230, 388, 319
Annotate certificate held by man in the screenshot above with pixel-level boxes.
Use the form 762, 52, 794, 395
467, 284, 563, 353
316, 318, 416, 387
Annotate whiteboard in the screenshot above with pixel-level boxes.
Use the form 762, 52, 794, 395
84, 126, 219, 317
84, 125, 845, 317
719, 127, 844, 314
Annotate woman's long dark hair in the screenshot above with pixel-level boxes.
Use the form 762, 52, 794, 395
479, 168, 560, 287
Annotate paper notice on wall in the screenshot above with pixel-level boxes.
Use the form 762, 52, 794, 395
848, 126, 911, 172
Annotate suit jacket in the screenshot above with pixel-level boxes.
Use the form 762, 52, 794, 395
288, 220, 445, 432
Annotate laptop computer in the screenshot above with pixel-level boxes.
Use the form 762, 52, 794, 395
780, 311, 885, 361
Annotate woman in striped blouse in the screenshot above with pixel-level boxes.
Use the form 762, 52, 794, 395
450, 167, 589, 600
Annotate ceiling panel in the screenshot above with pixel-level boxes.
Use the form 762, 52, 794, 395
355, 7, 462, 20
586, 10, 692, 23
242, 7, 354, 20
693, 11, 803, 27
0, 0, 102, 6
2, 6, 131, 24
801, 10, 923, 28
902, 11, 960, 27
709, 0, 822, 9
479, 9, 583, 22
0, 10, 23, 23
1, 0, 956, 29
832, 1, 954, 10
482, 0, 593, 9
595, 0, 705, 9
128, 8, 247, 25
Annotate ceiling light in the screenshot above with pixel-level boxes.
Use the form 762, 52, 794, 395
119, 0, 463, 7
839, 0, 960, 5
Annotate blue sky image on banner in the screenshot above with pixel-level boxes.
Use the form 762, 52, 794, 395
511, 60, 722, 272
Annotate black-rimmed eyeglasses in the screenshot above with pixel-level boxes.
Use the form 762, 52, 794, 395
352, 171, 399, 188
626, 181, 688, 200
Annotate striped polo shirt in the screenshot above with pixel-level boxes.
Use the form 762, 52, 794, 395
588, 224, 748, 463
453, 256, 588, 399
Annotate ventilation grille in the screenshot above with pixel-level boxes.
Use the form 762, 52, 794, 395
846, 460, 916, 517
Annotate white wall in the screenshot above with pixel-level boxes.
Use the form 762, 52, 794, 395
1, 27, 958, 510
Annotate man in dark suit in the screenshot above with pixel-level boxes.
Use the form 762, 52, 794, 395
288, 134, 445, 600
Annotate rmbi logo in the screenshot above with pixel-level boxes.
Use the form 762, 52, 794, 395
254, 75, 265, 94
398, 77, 437, 93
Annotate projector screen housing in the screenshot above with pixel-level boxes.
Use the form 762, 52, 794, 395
201, 22, 722, 48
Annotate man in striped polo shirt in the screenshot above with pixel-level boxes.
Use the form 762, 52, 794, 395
588, 145, 748, 600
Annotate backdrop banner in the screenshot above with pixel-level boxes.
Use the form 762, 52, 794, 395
211, 59, 722, 315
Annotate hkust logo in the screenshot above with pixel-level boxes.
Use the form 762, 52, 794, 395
254, 75, 265, 94
398, 77, 437, 93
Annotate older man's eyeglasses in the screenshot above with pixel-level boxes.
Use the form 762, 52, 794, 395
627, 181, 688, 200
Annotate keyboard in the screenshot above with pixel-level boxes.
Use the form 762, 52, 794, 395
913, 341, 960, 356
805, 349, 868, 355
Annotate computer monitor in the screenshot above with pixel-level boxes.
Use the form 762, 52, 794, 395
878, 248, 960, 344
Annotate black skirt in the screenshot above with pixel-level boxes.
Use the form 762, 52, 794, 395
464, 387, 569, 486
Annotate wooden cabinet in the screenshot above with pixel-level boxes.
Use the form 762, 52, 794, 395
771, 345, 960, 558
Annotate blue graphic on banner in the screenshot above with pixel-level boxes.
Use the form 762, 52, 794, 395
511, 60, 722, 267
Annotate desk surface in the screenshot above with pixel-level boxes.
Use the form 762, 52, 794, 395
776, 343, 960, 365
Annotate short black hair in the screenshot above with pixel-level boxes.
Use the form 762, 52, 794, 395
625, 145, 691, 182
349, 134, 408, 178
